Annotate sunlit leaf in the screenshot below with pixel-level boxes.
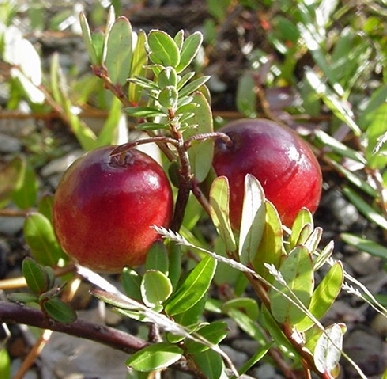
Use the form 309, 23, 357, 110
23, 212, 66, 266
148, 30, 180, 67
141, 270, 172, 308
238, 174, 265, 264
165, 255, 216, 316
295, 262, 343, 332
176, 32, 203, 73
0, 156, 23, 208
314, 323, 343, 374
209, 177, 236, 252
127, 342, 183, 372
185, 321, 228, 353
184, 92, 214, 182
270, 246, 314, 325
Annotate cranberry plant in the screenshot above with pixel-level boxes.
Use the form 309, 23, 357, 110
1, 3, 385, 379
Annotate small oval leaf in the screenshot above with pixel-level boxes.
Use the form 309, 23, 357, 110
23, 212, 66, 266
22, 258, 51, 295
127, 342, 183, 372
148, 30, 180, 67
141, 270, 172, 308
43, 297, 77, 323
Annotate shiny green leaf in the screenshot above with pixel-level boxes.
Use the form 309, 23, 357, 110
37, 195, 54, 224
343, 186, 387, 230
158, 67, 178, 88
43, 297, 77, 323
192, 349, 223, 379
23, 212, 66, 266
176, 32, 203, 73
141, 270, 172, 308
148, 30, 180, 67
128, 31, 147, 104
341, 233, 387, 259
289, 208, 314, 250
185, 321, 228, 353
178, 76, 210, 98
185, 92, 214, 182
209, 177, 236, 252
270, 246, 314, 325
22, 257, 51, 295
252, 200, 285, 282
121, 268, 142, 301
145, 241, 169, 274
165, 255, 216, 316
104, 17, 132, 85
158, 85, 178, 108
238, 174, 266, 264
79, 12, 99, 65
295, 262, 343, 332
127, 342, 183, 372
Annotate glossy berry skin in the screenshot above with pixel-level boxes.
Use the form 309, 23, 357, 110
53, 146, 173, 272
213, 119, 322, 228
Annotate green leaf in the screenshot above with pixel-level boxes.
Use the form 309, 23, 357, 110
260, 305, 297, 355
343, 186, 387, 230
145, 241, 169, 274
173, 295, 206, 327
225, 308, 266, 344
289, 209, 314, 250
358, 84, 387, 130
270, 246, 314, 325
252, 200, 284, 282
104, 17, 132, 85
209, 177, 236, 252
43, 297, 77, 323
222, 297, 259, 320
314, 129, 366, 164
121, 268, 142, 301
313, 324, 343, 374
127, 342, 183, 372
238, 174, 266, 264
185, 321, 228, 354
178, 76, 210, 98
37, 195, 54, 224
176, 32, 203, 73
8, 292, 39, 304
128, 31, 148, 104
148, 30, 180, 67
141, 270, 172, 308
305, 69, 361, 136
12, 158, 38, 209
96, 96, 122, 146
0, 156, 23, 208
124, 106, 165, 118
295, 262, 343, 332
237, 72, 257, 117
158, 67, 178, 88
23, 212, 66, 266
184, 92, 214, 182
165, 255, 217, 316
341, 233, 387, 259
192, 349, 223, 379
22, 257, 52, 295
158, 85, 178, 109
0, 349, 11, 379
79, 12, 99, 65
